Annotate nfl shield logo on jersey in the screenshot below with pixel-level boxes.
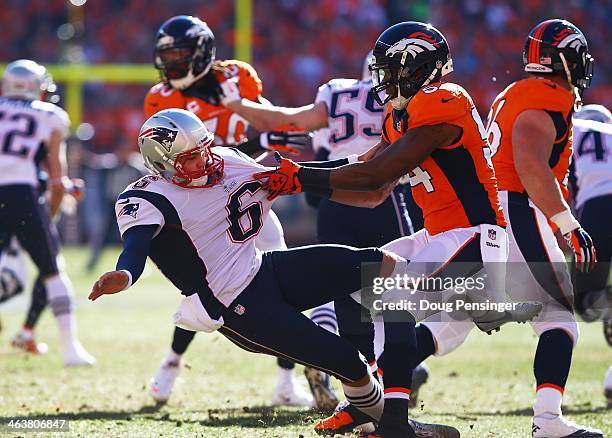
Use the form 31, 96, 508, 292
488, 228, 497, 240
234, 304, 246, 316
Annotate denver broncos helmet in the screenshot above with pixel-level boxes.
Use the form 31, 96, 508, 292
369, 21, 453, 108
523, 19, 593, 96
154, 15, 216, 90
138, 109, 223, 188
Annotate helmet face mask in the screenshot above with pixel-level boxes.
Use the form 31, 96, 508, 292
139, 109, 223, 189
369, 22, 453, 109
154, 15, 216, 90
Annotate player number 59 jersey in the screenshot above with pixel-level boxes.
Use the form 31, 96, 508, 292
0, 97, 69, 187
115, 147, 273, 308
313, 78, 384, 159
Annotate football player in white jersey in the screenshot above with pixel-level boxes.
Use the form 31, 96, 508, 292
569, 104, 612, 403
219, 52, 429, 412
90, 108, 461, 437
145, 16, 313, 407
0, 60, 95, 366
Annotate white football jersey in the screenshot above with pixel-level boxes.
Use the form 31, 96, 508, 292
116, 147, 273, 310
0, 97, 70, 187
313, 78, 384, 160
571, 118, 612, 208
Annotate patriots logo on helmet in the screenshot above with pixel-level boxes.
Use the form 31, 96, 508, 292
118, 202, 140, 218
140, 127, 178, 153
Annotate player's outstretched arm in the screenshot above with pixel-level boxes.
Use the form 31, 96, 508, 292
253, 123, 460, 199
89, 224, 156, 301
220, 78, 328, 132
329, 181, 397, 209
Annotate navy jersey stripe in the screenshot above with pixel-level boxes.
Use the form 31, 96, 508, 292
430, 146, 497, 226
545, 110, 571, 168
507, 191, 573, 311
118, 189, 181, 227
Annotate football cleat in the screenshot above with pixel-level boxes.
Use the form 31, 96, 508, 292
472, 302, 542, 335
271, 375, 314, 407
359, 420, 460, 438
315, 400, 374, 436
410, 363, 429, 408
149, 359, 181, 403
304, 366, 340, 411
11, 331, 48, 355
532, 414, 603, 437
409, 418, 461, 438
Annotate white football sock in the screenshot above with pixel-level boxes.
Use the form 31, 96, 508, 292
164, 350, 182, 364
45, 273, 77, 344
342, 375, 384, 421
534, 386, 563, 418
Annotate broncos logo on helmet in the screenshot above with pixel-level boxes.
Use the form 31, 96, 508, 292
139, 127, 178, 153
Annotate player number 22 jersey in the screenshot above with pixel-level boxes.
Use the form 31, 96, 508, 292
0, 97, 69, 187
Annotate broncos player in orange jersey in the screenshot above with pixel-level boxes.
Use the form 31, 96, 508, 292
407, 19, 602, 438
144, 15, 314, 408
254, 22, 541, 438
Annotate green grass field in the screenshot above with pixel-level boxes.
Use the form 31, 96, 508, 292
0, 247, 610, 437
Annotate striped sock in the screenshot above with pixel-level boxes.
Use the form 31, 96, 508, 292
342, 375, 384, 421
310, 303, 338, 334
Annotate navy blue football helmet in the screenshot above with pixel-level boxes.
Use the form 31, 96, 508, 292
154, 15, 216, 90
523, 19, 593, 95
369, 22, 453, 108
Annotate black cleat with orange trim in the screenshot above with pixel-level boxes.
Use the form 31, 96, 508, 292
314, 400, 375, 436
315, 400, 461, 438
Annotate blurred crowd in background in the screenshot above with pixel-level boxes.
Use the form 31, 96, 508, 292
1, 0, 610, 258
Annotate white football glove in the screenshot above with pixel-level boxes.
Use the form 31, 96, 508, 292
219, 77, 241, 106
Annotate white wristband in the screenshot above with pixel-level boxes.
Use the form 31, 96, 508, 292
550, 209, 580, 236
346, 154, 359, 164
259, 132, 270, 149
118, 270, 133, 290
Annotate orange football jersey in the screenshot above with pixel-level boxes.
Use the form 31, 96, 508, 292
144, 60, 263, 145
383, 82, 506, 235
487, 77, 574, 195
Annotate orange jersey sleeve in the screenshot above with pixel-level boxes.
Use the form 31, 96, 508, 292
488, 77, 574, 193
143, 82, 187, 119
383, 82, 505, 235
